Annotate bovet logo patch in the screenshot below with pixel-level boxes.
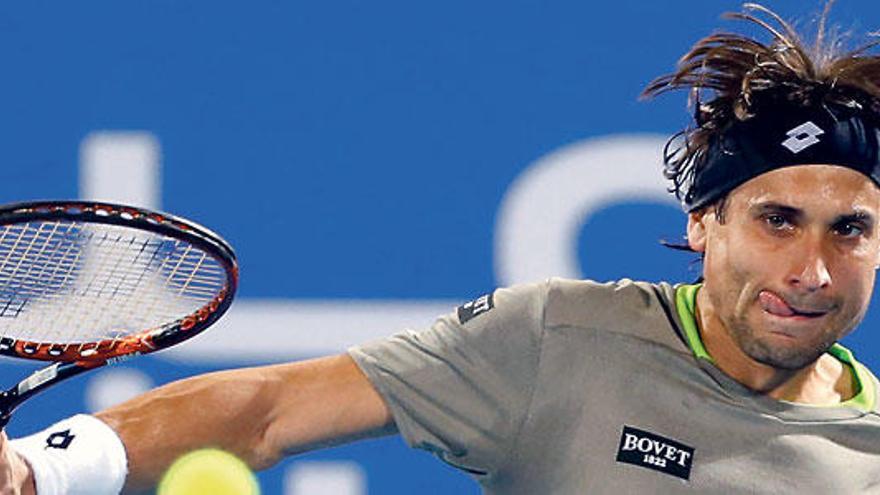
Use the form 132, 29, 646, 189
457, 293, 494, 324
616, 426, 694, 480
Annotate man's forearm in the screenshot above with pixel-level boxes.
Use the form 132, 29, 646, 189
95, 354, 394, 492
96, 365, 278, 491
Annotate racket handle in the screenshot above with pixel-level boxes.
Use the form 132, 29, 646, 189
0, 391, 16, 430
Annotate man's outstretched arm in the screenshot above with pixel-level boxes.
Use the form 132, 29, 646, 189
5, 353, 394, 493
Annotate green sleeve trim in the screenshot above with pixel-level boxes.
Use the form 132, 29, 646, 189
674, 284, 876, 411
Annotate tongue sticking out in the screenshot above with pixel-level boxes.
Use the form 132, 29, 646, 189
759, 291, 795, 317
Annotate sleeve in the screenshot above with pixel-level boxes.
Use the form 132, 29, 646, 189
347, 281, 549, 476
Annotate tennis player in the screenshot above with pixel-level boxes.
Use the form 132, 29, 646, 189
5, 3, 880, 493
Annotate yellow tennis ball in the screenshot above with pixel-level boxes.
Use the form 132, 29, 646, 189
158, 448, 260, 495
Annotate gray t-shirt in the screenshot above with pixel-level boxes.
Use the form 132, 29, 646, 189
348, 279, 880, 494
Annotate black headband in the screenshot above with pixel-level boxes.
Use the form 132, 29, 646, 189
686, 100, 880, 212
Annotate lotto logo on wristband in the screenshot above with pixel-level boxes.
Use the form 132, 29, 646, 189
616, 426, 694, 480
44, 429, 75, 450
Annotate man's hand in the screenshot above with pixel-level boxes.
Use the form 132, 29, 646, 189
0, 432, 35, 495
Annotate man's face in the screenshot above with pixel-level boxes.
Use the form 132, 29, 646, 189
688, 165, 880, 370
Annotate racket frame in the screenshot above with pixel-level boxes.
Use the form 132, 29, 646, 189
0, 200, 238, 426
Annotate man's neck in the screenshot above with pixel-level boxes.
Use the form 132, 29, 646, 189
694, 287, 855, 405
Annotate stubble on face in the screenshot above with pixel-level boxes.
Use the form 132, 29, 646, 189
722, 289, 845, 370
707, 255, 853, 370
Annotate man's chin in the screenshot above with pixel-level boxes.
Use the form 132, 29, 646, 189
742, 337, 829, 371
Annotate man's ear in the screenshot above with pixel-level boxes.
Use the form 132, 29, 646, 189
687, 210, 708, 253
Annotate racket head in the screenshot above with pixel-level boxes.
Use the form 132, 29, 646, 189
0, 200, 238, 364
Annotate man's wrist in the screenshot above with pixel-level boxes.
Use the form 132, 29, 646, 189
10, 414, 128, 495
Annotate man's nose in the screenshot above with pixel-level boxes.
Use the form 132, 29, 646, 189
787, 240, 832, 291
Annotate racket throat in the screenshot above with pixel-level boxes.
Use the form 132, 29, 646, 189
0, 362, 92, 429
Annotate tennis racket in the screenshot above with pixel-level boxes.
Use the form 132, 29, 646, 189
0, 200, 238, 428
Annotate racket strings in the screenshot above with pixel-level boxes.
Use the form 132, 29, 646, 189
49, 231, 166, 348
0, 220, 227, 346
0, 221, 76, 314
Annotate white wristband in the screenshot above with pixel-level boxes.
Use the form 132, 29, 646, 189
10, 414, 128, 495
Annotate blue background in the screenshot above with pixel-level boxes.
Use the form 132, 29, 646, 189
1, 1, 878, 493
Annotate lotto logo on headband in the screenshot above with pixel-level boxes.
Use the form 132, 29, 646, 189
782, 121, 825, 154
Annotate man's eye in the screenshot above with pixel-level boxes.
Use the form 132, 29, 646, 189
835, 223, 864, 238
764, 214, 790, 229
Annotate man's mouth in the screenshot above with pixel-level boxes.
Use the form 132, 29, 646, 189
758, 290, 830, 318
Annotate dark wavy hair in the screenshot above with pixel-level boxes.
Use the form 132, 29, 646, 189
642, 1, 880, 211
